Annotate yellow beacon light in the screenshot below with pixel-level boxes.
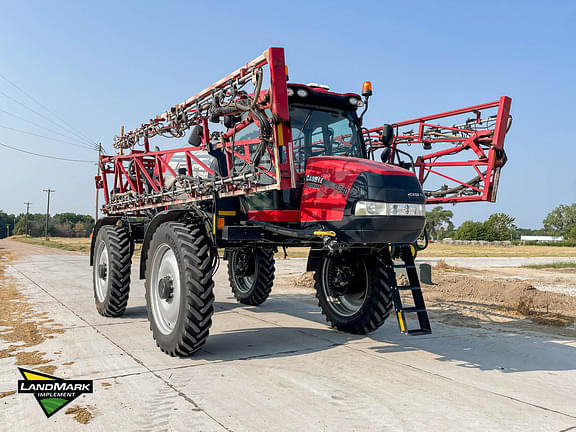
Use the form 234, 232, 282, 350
362, 81, 373, 97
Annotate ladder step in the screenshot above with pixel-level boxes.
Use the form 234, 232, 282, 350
401, 307, 426, 314
407, 329, 432, 336
389, 248, 432, 336
396, 285, 421, 291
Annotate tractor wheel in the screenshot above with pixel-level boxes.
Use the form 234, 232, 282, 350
314, 251, 393, 334
92, 225, 132, 317
227, 248, 275, 305
145, 222, 214, 356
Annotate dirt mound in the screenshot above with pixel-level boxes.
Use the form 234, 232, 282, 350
288, 264, 576, 330
293, 272, 412, 290
293, 272, 315, 288
427, 272, 576, 328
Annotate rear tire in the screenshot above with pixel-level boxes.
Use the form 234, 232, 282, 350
227, 248, 275, 305
145, 222, 214, 356
314, 251, 393, 334
92, 225, 132, 317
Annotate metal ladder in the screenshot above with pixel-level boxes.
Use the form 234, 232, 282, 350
385, 245, 431, 336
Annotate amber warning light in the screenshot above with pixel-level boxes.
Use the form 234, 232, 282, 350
362, 81, 373, 97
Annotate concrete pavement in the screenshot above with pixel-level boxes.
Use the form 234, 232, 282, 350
1, 240, 576, 431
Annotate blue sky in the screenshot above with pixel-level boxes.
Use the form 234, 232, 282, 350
0, 0, 574, 228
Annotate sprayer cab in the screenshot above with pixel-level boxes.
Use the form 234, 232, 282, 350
245, 81, 426, 245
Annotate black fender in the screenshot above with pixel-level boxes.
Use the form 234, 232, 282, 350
139, 210, 189, 280
306, 248, 325, 272
90, 217, 121, 266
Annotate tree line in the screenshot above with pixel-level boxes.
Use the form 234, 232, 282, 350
2, 202, 575, 242
426, 203, 576, 242
0, 211, 94, 239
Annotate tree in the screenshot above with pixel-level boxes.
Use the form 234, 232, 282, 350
543, 204, 576, 237
73, 221, 89, 237
453, 220, 487, 240
425, 206, 454, 240
566, 224, 576, 240
483, 213, 516, 241
11, 212, 94, 238
0, 210, 16, 238
51, 213, 94, 237
14, 213, 45, 236
453, 213, 516, 241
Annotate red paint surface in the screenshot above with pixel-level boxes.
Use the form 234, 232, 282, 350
248, 210, 300, 222
299, 156, 414, 222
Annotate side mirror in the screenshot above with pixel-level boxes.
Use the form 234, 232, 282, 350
188, 125, 203, 147
381, 124, 395, 147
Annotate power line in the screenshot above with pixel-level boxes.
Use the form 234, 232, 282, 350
0, 140, 94, 163
0, 89, 97, 149
0, 107, 95, 149
0, 72, 98, 147
0, 123, 97, 150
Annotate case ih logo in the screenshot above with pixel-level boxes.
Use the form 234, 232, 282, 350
17, 368, 93, 418
305, 175, 349, 195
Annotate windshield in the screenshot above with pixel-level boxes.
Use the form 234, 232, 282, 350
289, 104, 364, 172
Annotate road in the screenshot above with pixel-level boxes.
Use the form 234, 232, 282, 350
1, 239, 576, 431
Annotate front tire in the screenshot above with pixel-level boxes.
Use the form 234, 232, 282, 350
92, 225, 132, 317
227, 248, 275, 305
145, 222, 214, 356
314, 251, 393, 334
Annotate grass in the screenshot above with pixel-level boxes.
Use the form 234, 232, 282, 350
8, 236, 575, 258
11, 236, 91, 252
418, 242, 576, 258
522, 262, 576, 269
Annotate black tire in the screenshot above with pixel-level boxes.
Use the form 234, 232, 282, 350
314, 251, 393, 334
227, 248, 275, 305
92, 225, 132, 317
145, 222, 214, 356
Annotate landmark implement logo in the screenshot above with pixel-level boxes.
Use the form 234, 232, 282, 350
17, 368, 93, 418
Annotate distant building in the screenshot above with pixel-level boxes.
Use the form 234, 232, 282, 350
520, 235, 564, 242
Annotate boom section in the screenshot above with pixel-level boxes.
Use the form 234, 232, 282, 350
364, 96, 512, 204
96, 47, 296, 216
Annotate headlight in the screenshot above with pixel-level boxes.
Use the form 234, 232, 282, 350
287, 88, 294, 97
296, 89, 308, 97
354, 201, 425, 217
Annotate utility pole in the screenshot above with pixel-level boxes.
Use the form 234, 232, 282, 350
95, 143, 101, 223
24, 202, 32, 237
42, 189, 55, 240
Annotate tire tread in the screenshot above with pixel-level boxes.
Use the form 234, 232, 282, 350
314, 253, 393, 334
227, 248, 275, 306
93, 225, 131, 317
145, 222, 214, 356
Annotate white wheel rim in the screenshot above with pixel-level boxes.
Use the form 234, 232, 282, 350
95, 241, 109, 302
150, 243, 181, 335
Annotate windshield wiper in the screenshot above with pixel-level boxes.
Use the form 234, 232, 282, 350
295, 109, 313, 143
